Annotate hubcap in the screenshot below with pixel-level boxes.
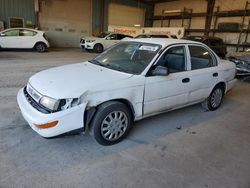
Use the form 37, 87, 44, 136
211, 88, 223, 108
37, 44, 44, 51
101, 111, 128, 141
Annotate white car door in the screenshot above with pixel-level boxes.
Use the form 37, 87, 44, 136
143, 45, 190, 116
0, 29, 20, 48
187, 45, 219, 103
104, 34, 119, 49
18, 29, 37, 48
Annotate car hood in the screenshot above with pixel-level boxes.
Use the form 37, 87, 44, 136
29, 62, 133, 99
84, 36, 100, 41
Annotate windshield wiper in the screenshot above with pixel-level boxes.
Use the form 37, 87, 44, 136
88, 60, 105, 67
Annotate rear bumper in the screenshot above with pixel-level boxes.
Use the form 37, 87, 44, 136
17, 88, 87, 138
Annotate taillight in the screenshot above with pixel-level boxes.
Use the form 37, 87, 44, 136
43, 33, 49, 41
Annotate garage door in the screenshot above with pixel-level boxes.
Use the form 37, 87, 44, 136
108, 3, 145, 27
39, 0, 91, 47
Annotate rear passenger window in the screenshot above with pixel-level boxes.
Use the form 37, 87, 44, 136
189, 46, 216, 70
157, 46, 186, 73
109, 34, 117, 40
19, 29, 37, 36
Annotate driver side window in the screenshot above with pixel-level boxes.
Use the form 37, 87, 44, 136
109, 34, 117, 40
3, 30, 19, 37
157, 46, 186, 73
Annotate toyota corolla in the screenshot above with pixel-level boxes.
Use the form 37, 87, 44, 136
17, 38, 236, 145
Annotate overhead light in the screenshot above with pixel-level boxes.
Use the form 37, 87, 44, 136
163, 9, 182, 14
134, 24, 141, 27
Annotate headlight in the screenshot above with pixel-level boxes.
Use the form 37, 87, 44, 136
40, 96, 80, 112
40, 96, 60, 111
86, 39, 95, 43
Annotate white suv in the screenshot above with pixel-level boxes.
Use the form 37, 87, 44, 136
0, 28, 50, 52
80, 32, 132, 53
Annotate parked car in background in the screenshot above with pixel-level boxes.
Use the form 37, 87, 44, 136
0, 28, 49, 52
80, 32, 132, 53
227, 49, 250, 77
17, 38, 236, 145
183, 35, 227, 59
135, 34, 170, 38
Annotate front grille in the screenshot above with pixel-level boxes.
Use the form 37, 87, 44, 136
23, 87, 51, 114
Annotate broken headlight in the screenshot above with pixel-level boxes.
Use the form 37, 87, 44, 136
59, 98, 80, 111
39, 96, 80, 112
40, 96, 60, 111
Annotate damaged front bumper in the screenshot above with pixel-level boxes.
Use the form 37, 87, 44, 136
17, 88, 87, 138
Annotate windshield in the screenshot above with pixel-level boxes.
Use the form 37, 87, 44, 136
135, 35, 149, 38
90, 42, 161, 75
97, 32, 110, 38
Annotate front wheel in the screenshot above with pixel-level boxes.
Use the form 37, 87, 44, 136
90, 101, 133, 145
202, 86, 224, 111
93, 43, 103, 53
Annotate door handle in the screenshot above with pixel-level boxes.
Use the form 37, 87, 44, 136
182, 78, 190, 83
213, 72, 218, 77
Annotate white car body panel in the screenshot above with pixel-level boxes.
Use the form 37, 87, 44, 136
17, 89, 87, 137
85, 36, 119, 50
144, 71, 190, 116
17, 38, 236, 138
29, 62, 133, 99
80, 33, 125, 51
0, 28, 49, 49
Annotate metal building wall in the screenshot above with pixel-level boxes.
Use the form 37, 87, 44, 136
92, 0, 153, 35
0, 0, 36, 29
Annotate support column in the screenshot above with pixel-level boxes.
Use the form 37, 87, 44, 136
204, 0, 215, 36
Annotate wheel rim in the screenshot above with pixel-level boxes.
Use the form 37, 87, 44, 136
37, 44, 44, 52
101, 111, 128, 141
95, 45, 102, 53
211, 88, 223, 108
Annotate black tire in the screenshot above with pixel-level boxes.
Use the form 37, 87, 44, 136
89, 101, 133, 145
35, 42, 47, 52
94, 43, 103, 53
202, 86, 224, 111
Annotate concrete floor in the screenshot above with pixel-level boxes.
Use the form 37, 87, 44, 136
0, 48, 250, 188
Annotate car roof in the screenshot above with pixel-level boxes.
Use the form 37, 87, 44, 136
184, 35, 223, 40
124, 38, 202, 48
1, 28, 43, 33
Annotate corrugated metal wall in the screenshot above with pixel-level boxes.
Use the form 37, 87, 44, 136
0, 0, 35, 29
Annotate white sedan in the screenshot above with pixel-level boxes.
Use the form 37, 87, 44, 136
17, 38, 236, 145
0, 28, 50, 52
80, 32, 132, 53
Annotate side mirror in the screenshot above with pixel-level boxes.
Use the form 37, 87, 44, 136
0, 33, 6, 37
106, 37, 111, 40
151, 66, 169, 76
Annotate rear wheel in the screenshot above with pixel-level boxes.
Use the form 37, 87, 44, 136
94, 43, 103, 53
90, 101, 133, 145
35, 42, 47, 52
202, 86, 224, 111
